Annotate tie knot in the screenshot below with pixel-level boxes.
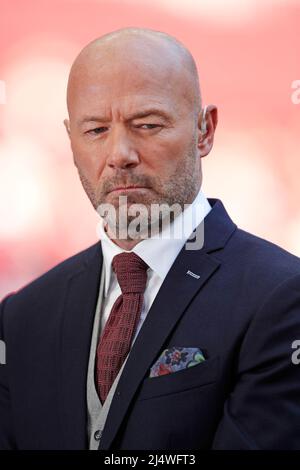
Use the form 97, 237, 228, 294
112, 252, 148, 294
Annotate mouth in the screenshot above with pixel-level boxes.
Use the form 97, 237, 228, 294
108, 186, 150, 194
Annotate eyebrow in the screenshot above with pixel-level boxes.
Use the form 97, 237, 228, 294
78, 108, 173, 126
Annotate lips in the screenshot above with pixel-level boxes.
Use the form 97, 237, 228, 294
109, 186, 148, 193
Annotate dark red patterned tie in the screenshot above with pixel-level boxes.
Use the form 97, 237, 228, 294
96, 252, 149, 403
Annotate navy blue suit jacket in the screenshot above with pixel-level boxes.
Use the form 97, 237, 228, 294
1, 198, 300, 450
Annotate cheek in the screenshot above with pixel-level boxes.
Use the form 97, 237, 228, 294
71, 138, 105, 180
141, 133, 192, 171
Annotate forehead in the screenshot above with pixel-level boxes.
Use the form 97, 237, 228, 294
68, 51, 194, 119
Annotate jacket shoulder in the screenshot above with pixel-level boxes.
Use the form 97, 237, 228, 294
228, 226, 300, 281
1, 241, 101, 305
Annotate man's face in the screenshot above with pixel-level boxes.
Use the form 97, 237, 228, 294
65, 43, 203, 233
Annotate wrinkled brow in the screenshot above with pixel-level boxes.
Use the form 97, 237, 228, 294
78, 108, 174, 126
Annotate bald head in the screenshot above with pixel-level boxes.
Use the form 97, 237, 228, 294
64, 27, 218, 248
66, 27, 202, 119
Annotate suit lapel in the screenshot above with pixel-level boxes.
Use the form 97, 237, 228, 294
59, 242, 103, 449
99, 199, 237, 449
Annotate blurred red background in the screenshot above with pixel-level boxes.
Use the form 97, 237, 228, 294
1, 0, 299, 298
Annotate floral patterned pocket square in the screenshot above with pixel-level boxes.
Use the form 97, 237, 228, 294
149, 347, 206, 378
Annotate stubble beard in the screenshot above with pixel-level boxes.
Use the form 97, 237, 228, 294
76, 137, 201, 240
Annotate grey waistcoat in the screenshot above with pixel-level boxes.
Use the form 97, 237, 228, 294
86, 262, 130, 450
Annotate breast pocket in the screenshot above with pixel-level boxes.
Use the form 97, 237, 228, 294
137, 355, 220, 401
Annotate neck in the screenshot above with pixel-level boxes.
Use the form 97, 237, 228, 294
104, 223, 143, 251
103, 185, 202, 250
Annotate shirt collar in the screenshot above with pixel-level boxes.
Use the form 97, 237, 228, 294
98, 189, 211, 297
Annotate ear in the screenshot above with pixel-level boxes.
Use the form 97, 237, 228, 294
63, 118, 71, 139
197, 105, 218, 158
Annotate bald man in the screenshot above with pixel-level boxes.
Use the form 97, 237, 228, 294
1, 28, 300, 451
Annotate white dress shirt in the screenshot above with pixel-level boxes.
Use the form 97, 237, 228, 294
97, 189, 211, 345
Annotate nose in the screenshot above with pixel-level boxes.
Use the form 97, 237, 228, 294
106, 125, 140, 170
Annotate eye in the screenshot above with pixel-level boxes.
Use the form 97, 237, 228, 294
85, 127, 108, 135
137, 124, 161, 130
